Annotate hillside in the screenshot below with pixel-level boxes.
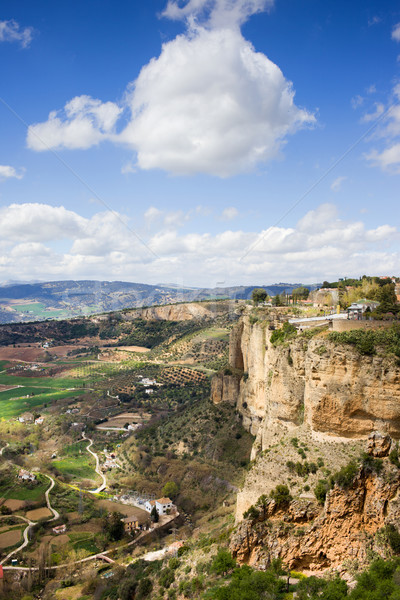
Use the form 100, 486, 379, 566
1, 302, 400, 599
0, 279, 319, 323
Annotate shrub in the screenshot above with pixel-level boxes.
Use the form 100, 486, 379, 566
330, 460, 358, 489
361, 452, 383, 475
270, 484, 292, 508
211, 549, 236, 576
314, 480, 329, 504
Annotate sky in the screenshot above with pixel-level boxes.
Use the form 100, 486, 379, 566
1, 0, 400, 288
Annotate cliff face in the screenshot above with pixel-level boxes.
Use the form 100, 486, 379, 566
211, 312, 400, 538
214, 313, 400, 443
230, 458, 400, 574
123, 300, 236, 322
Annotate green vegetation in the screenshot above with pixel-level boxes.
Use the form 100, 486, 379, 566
329, 325, 400, 357
270, 484, 292, 508
0, 470, 48, 502
251, 288, 268, 304
270, 322, 297, 346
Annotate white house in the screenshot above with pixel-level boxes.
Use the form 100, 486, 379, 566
18, 469, 35, 482
155, 497, 175, 515
145, 499, 156, 513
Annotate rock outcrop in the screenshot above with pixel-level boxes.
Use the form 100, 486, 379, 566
215, 312, 400, 443
123, 300, 238, 322
230, 443, 400, 574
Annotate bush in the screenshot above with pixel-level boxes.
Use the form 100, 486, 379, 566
314, 480, 329, 504
269, 484, 292, 508
330, 461, 358, 489
211, 549, 236, 576
385, 524, 400, 554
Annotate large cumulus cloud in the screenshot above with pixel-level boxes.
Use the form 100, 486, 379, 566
26, 1, 314, 177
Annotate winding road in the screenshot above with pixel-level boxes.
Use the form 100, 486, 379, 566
0, 473, 59, 565
82, 437, 107, 493
0, 443, 9, 456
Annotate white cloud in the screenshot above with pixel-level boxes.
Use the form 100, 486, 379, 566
330, 176, 347, 192
27, 95, 122, 151
221, 206, 239, 220
361, 102, 384, 123
0, 203, 86, 242
0, 19, 33, 48
120, 27, 314, 176
363, 84, 400, 173
26, 2, 314, 177
0, 165, 25, 180
366, 143, 400, 173
392, 23, 400, 42
162, 0, 274, 29
351, 95, 364, 109
0, 202, 398, 287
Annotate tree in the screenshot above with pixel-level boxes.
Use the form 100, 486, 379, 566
211, 549, 236, 576
103, 511, 125, 541
162, 481, 179, 500
150, 506, 159, 522
292, 287, 310, 303
255, 494, 269, 520
272, 293, 285, 306
251, 288, 268, 304
269, 484, 292, 508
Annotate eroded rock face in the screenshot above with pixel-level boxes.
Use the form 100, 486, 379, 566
211, 373, 240, 406
215, 315, 400, 441
230, 464, 400, 574
366, 431, 393, 457
124, 300, 234, 322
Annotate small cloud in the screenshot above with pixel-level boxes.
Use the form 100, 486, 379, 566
121, 162, 136, 174
195, 205, 212, 217
0, 19, 34, 48
361, 102, 385, 123
330, 176, 347, 192
368, 16, 381, 27
144, 207, 163, 224
360, 208, 368, 214
0, 165, 25, 180
351, 95, 364, 109
221, 207, 239, 220
366, 84, 376, 94
392, 23, 400, 42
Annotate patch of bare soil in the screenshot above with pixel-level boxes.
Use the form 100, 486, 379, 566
0, 498, 26, 512
97, 499, 148, 523
0, 528, 22, 549
25, 507, 52, 521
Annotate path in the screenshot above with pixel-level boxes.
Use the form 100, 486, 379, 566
0, 515, 34, 566
0, 443, 9, 455
0, 472, 59, 565
43, 474, 60, 520
2, 513, 180, 571
82, 437, 107, 493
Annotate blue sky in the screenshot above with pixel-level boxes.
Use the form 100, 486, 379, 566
0, 0, 399, 287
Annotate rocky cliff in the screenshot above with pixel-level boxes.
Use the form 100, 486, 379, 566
211, 310, 400, 572
230, 434, 400, 575
123, 300, 238, 322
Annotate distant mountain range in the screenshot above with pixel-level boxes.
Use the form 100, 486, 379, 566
0, 280, 320, 324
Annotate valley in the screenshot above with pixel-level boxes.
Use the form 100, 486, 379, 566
0, 298, 400, 599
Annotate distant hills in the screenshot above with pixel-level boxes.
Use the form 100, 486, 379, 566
0, 279, 319, 324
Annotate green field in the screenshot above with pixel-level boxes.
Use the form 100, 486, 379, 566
0, 370, 88, 418
0, 389, 86, 419
12, 302, 68, 318
0, 473, 49, 502
68, 532, 100, 554
0, 361, 9, 371
53, 442, 98, 482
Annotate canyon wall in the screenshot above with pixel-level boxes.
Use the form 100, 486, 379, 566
123, 300, 239, 322
214, 312, 400, 444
